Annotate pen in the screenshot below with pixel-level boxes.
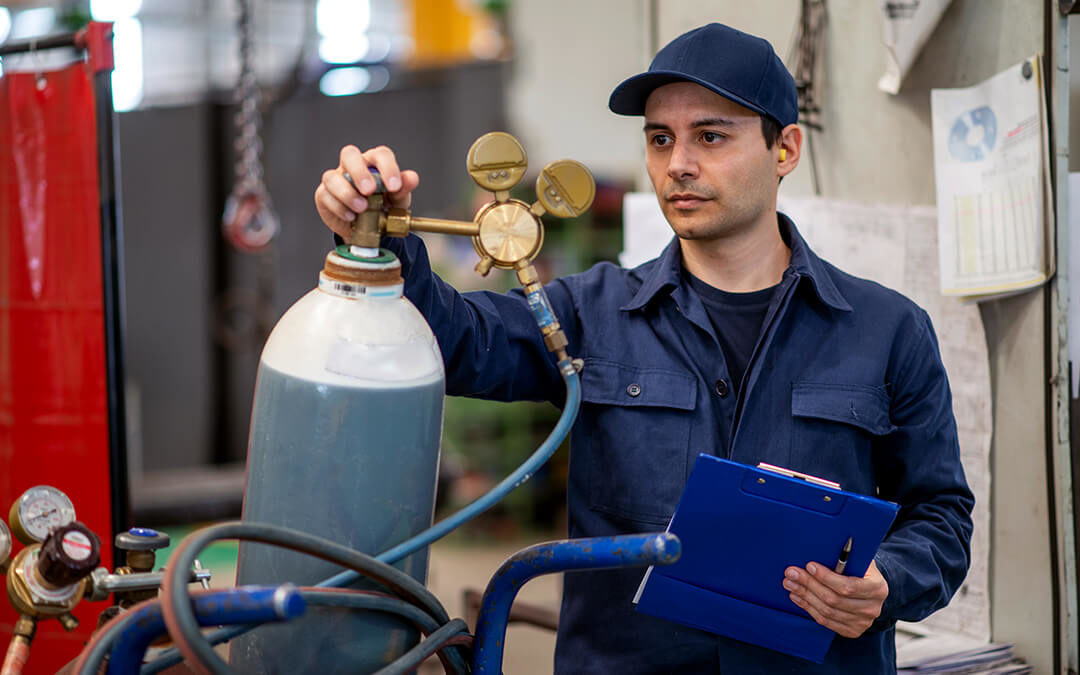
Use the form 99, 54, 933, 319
833, 537, 853, 575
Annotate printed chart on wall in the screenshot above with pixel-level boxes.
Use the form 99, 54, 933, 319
930, 55, 1054, 302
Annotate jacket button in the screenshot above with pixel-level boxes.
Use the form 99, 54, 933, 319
626, 383, 642, 397
714, 379, 729, 397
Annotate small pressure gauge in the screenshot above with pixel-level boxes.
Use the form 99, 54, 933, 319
9, 485, 76, 545
0, 519, 11, 561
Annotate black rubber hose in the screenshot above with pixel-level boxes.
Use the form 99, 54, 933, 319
76, 588, 469, 675
161, 521, 453, 675
299, 588, 470, 675
78, 605, 142, 675
372, 618, 471, 675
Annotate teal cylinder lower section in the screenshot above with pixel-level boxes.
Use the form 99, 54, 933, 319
232, 362, 444, 673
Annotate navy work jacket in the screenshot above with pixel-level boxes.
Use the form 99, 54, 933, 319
381, 214, 974, 674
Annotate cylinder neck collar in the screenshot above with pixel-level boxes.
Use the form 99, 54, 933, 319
334, 245, 397, 264
320, 248, 403, 299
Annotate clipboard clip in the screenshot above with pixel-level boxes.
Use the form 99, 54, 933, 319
756, 462, 841, 490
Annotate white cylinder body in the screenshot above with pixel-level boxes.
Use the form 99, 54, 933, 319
233, 250, 444, 673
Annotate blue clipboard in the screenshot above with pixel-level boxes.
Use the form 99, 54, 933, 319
633, 454, 899, 663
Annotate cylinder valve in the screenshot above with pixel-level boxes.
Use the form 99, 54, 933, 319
116, 527, 170, 571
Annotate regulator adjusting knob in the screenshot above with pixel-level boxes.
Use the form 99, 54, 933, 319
37, 522, 101, 587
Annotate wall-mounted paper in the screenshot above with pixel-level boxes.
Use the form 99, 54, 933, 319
930, 56, 1054, 302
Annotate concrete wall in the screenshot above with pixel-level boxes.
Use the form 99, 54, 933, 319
504, 0, 651, 180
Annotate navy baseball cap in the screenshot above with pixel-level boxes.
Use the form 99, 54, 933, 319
608, 23, 798, 127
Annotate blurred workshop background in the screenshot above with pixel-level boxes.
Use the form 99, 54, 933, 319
0, 0, 625, 525
1, 3, 653, 672
0, 0, 1077, 673
0, 0, 648, 531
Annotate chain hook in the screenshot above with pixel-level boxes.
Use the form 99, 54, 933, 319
222, 0, 279, 252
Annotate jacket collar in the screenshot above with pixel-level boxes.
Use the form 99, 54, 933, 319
620, 212, 852, 312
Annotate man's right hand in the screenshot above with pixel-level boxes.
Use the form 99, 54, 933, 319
314, 144, 420, 241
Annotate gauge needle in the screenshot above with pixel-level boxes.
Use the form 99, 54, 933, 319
30, 508, 57, 522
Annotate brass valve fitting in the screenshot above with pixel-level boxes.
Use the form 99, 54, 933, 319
343, 132, 594, 360
5, 523, 100, 627
344, 171, 385, 249
6, 547, 88, 627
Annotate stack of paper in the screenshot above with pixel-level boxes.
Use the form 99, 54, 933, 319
930, 55, 1054, 302
898, 635, 1030, 674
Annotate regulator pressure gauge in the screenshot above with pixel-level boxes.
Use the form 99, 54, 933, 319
0, 519, 11, 562
9, 485, 76, 545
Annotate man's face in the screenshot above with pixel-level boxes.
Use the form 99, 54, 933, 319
643, 82, 779, 243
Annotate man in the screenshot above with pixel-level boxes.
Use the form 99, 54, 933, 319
315, 23, 973, 674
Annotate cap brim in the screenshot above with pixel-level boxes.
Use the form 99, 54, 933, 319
608, 69, 772, 121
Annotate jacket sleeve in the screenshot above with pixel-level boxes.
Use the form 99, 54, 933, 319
871, 308, 975, 626
381, 234, 578, 405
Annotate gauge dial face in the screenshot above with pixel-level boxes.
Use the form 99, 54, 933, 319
0, 520, 10, 561
12, 485, 76, 544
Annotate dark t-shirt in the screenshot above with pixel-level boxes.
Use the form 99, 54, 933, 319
684, 271, 777, 394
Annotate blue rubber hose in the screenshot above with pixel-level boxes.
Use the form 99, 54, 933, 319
324, 363, 581, 582
140, 366, 580, 674
75, 585, 304, 675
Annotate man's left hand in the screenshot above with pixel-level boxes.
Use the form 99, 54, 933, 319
782, 560, 888, 638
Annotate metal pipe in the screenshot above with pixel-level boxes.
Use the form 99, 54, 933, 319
101, 569, 212, 592
81, 22, 134, 559
405, 216, 480, 237
0, 32, 79, 57
105, 585, 304, 675
1051, 6, 1079, 672
86, 568, 213, 602
471, 532, 681, 674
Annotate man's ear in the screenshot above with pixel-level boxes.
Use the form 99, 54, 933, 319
778, 124, 802, 178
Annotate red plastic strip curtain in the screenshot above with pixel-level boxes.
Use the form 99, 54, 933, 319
0, 64, 115, 672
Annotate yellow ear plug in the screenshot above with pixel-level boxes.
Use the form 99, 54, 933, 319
779, 149, 787, 161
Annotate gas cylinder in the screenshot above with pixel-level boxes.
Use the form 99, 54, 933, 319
232, 246, 444, 673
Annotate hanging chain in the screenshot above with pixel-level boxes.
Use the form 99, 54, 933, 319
222, 0, 279, 253
216, 0, 279, 351
234, 0, 264, 198
789, 0, 827, 195
791, 0, 827, 131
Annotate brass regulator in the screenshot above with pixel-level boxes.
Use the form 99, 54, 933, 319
344, 132, 596, 367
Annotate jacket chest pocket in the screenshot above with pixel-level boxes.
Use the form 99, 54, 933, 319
790, 383, 895, 490
580, 359, 696, 526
